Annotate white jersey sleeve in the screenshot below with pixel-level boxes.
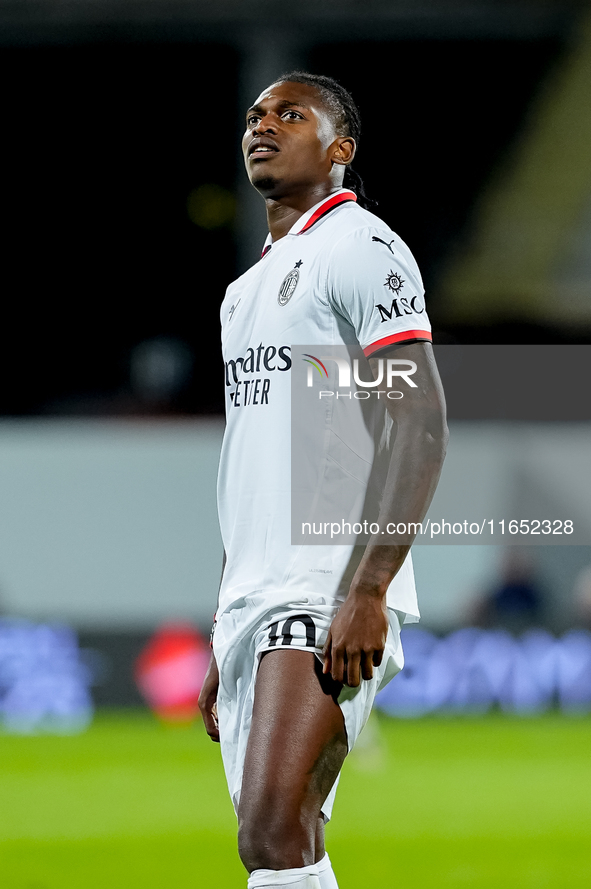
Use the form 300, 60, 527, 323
326, 225, 432, 357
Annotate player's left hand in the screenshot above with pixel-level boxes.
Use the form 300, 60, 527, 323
198, 652, 220, 742
322, 591, 388, 687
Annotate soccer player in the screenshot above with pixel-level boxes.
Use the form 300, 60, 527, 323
199, 72, 448, 889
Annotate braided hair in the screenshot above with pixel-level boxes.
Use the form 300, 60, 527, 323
276, 71, 378, 212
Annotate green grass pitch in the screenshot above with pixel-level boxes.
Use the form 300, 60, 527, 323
1, 711, 590, 888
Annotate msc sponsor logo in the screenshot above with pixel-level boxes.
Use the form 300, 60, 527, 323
384, 270, 404, 294
375, 295, 424, 322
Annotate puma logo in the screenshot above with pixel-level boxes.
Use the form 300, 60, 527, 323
372, 236, 396, 254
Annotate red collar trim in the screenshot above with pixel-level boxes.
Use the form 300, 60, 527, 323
296, 190, 357, 234
260, 190, 357, 258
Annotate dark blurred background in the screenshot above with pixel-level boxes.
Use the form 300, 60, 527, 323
1, 0, 591, 712
2, 0, 590, 417
2, 11, 591, 889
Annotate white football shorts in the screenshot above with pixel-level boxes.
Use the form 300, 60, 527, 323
213, 595, 405, 820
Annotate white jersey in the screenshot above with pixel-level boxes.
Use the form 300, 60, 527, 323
217, 189, 432, 623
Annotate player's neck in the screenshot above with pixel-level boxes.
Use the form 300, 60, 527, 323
264, 184, 342, 242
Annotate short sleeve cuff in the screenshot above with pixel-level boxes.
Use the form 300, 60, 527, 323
363, 329, 432, 357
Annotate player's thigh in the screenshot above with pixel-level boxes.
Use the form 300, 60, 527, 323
239, 649, 347, 819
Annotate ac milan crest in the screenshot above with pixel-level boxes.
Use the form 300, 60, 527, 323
278, 260, 302, 305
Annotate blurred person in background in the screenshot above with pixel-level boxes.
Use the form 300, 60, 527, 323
199, 73, 447, 889
573, 563, 591, 629
129, 337, 194, 411
470, 549, 544, 633
44, 336, 195, 416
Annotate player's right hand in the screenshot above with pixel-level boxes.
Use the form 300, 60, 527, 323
323, 590, 388, 688
198, 652, 220, 742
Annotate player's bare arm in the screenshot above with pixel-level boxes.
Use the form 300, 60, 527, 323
198, 551, 226, 742
198, 653, 220, 742
323, 341, 448, 687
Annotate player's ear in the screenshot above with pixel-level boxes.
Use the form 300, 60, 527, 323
331, 136, 356, 167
